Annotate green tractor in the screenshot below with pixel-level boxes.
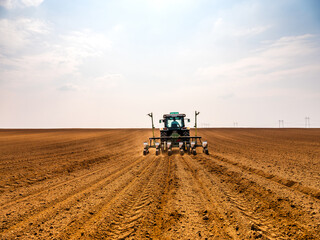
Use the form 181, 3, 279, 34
143, 111, 209, 156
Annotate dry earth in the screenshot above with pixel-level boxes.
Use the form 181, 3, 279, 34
0, 128, 319, 239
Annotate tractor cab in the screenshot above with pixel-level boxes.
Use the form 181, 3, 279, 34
160, 112, 190, 130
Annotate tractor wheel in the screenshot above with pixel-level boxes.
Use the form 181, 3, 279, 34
161, 144, 164, 153
180, 149, 184, 156
143, 150, 147, 155
204, 148, 209, 155
168, 150, 172, 156
192, 149, 197, 155
187, 144, 191, 154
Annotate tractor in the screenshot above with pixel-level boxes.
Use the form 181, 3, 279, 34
143, 111, 209, 156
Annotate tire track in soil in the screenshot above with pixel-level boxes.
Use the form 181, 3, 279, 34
183, 154, 277, 239
149, 154, 176, 239
92, 155, 169, 239
0, 154, 154, 239
177, 155, 236, 239
187, 153, 319, 239
155, 154, 232, 240
62, 155, 159, 240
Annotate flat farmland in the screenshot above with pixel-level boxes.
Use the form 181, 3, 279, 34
0, 128, 319, 239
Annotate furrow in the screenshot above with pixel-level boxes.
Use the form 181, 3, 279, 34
0, 154, 149, 239
100, 156, 166, 239
179, 155, 237, 239
0, 150, 139, 207
188, 153, 318, 239
199, 153, 320, 228
65, 155, 158, 240
210, 153, 320, 200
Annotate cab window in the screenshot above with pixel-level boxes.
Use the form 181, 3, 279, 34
166, 117, 184, 128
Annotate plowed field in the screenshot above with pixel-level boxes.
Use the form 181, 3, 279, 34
0, 128, 319, 239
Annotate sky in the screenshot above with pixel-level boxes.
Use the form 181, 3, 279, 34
0, 0, 319, 128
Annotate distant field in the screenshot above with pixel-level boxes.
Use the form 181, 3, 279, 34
0, 128, 319, 239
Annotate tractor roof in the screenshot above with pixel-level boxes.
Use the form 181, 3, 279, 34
163, 113, 186, 118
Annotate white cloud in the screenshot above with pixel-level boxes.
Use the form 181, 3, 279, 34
94, 73, 125, 88
0, 0, 43, 8
196, 34, 320, 97
234, 25, 271, 37
95, 73, 123, 81
0, 18, 50, 55
21, 0, 43, 7
0, 18, 112, 90
212, 17, 271, 38
112, 24, 124, 33
61, 29, 111, 60
58, 84, 79, 91
139, 0, 196, 11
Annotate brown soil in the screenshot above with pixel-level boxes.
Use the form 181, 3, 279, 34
0, 128, 319, 239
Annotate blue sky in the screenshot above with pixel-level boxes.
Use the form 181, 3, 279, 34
0, 0, 319, 128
